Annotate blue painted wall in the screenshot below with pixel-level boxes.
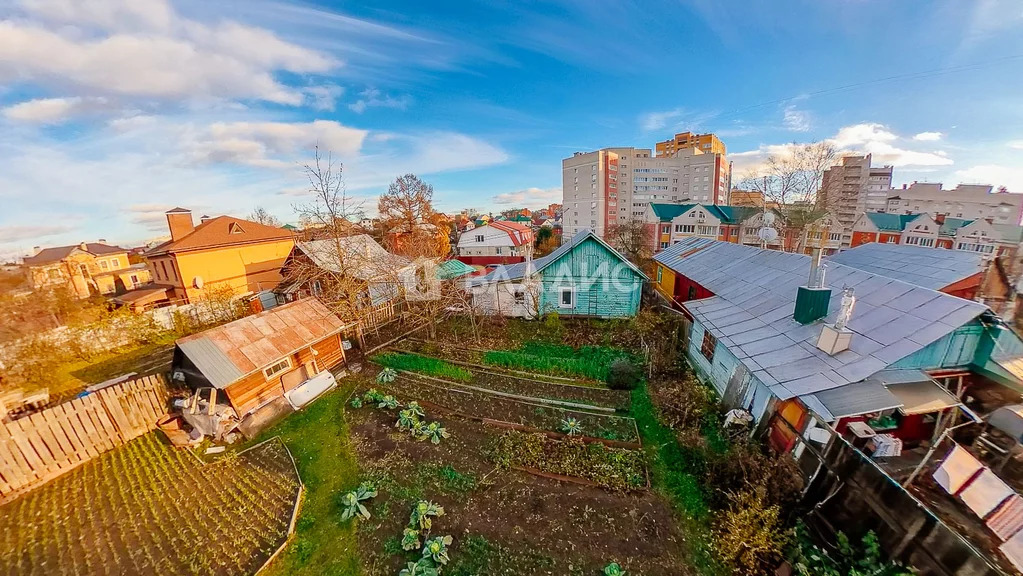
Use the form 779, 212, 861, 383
537, 236, 644, 318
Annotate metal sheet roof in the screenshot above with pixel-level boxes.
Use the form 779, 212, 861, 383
803, 379, 903, 420
826, 243, 983, 291
175, 298, 347, 388
656, 238, 988, 400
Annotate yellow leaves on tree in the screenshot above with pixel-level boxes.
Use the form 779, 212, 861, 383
378, 174, 451, 259
713, 488, 789, 575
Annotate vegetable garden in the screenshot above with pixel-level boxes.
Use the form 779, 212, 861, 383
0, 433, 301, 576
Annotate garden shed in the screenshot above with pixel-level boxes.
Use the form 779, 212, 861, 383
171, 298, 350, 416
469, 229, 646, 318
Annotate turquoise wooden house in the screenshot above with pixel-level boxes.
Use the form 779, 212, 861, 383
469, 230, 646, 318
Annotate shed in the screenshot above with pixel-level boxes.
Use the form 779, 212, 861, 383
172, 298, 349, 416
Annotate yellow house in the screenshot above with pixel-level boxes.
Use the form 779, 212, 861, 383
22, 242, 144, 299
144, 208, 295, 304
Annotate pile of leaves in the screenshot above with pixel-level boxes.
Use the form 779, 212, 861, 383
490, 431, 646, 491
482, 341, 640, 383
371, 352, 473, 382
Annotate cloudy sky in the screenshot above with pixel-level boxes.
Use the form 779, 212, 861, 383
1, 0, 1021, 258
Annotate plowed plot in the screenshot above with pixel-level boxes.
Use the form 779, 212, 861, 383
349, 404, 691, 575
0, 434, 301, 576
380, 373, 640, 443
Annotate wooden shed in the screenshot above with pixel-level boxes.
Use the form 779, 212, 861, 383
171, 298, 349, 416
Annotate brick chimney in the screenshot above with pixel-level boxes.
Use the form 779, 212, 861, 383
935, 214, 946, 225
166, 208, 194, 241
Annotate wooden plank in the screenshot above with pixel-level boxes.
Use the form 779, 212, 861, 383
119, 384, 148, 435
19, 416, 58, 475
54, 404, 89, 463
86, 394, 121, 448
134, 377, 161, 423
147, 376, 169, 418
29, 413, 69, 472
80, 396, 116, 451
65, 399, 100, 459
40, 410, 77, 466
98, 388, 134, 440
0, 424, 27, 492
7, 418, 47, 478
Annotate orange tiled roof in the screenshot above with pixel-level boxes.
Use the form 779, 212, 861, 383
146, 216, 293, 256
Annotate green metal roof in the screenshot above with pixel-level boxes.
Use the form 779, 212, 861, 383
649, 203, 696, 220
435, 259, 476, 280
939, 217, 972, 236
649, 203, 765, 224
864, 212, 920, 231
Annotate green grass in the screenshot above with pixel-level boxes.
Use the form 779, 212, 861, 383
246, 382, 363, 576
482, 341, 638, 382
631, 383, 724, 575
434, 464, 478, 494
371, 352, 473, 382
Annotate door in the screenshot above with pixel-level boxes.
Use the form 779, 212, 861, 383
280, 365, 310, 392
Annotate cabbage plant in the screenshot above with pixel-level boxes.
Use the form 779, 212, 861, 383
340, 482, 377, 522
377, 395, 401, 410
377, 367, 398, 383
421, 536, 453, 566
561, 417, 583, 436
604, 563, 626, 576
416, 422, 450, 444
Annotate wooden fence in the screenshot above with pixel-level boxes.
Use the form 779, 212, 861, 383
0, 374, 170, 499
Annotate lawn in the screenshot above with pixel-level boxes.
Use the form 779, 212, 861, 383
0, 433, 301, 575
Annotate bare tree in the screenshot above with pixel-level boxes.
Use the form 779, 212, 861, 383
247, 206, 282, 227
737, 141, 838, 252
605, 220, 654, 268
378, 174, 450, 259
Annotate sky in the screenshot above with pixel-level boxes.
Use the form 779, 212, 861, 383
1, 0, 1022, 259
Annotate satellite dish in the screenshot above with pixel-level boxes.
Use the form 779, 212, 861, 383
758, 227, 779, 243
193, 276, 204, 289
763, 212, 776, 226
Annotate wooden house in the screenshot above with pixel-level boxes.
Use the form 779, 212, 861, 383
469, 229, 646, 318
171, 299, 349, 417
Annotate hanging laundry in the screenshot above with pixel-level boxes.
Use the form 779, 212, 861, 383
987, 494, 1023, 542
961, 469, 1015, 519
933, 444, 984, 495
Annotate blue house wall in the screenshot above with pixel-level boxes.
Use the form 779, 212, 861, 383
537, 236, 644, 318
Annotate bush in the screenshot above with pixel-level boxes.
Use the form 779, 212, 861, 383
713, 488, 788, 575
705, 439, 804, 514
606, 358, 641, 390
789, 521, 913, 576
652, 373, 717, 432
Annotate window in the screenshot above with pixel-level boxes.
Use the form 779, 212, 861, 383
263, 358, 292, 380
513, 286, 525, 305
110, 257, 121, 269
495, 247, 502, 255
656, 267, 662, 283
129, 274, 139, 287
559, 287, 575, 308
99, 260, 109, 271
700, 331, 716, 362
312, 280, 323, 296
475, 235, 484, 242
79, 263, 90, 278
688, 286, 697, 301
228, 222, 245, 234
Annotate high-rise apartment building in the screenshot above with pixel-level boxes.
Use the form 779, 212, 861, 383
562, 146, 729, 238
655, 131, 726, 157
821, 154, 893, 229
885, 183, 1023, 225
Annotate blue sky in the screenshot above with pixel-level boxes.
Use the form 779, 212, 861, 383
1, 0, 1021, 258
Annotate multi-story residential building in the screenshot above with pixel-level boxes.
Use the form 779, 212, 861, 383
562, 146, 729, 239
22, 242, 150, 299
885, 182, 1023, 225
849, 212, 1023, 259
455, 221, 533, 265
144, 208, 295, 304
820, 154, 893, 230
655, 131, 726, 156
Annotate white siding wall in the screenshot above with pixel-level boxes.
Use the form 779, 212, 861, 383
470, 282, 536, 318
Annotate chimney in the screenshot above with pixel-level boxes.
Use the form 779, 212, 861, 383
97, 239, 107, 244
200, 215, 212, 224
32, 246, 42, 255
166, 208, 194, 242
794, 248, 832, 324
817, 287, 855, 355
79, 242, 88, 251
935, 214, 946, 225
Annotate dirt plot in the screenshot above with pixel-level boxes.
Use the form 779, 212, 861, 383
0, 434, 301, 576
349, 404, 691, 575
382, 373, 640, 443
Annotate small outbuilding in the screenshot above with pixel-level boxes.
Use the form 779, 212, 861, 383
171, 298, 349, 417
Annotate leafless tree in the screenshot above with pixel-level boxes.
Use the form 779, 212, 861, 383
247, 206, 282, 227
605, 220, 654, 268
378, 174, 450, 259
737, 141, 838, 252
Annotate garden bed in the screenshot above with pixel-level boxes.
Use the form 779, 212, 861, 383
0, 433, 301, 576
371, 352, 631, 411
346, 397, 691, 575
377, 374, 641, 445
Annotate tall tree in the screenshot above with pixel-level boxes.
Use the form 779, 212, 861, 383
605, 220, 653, 268
247, 206, 282, 227
378, 174, 449, 258
736, 141, 838, 253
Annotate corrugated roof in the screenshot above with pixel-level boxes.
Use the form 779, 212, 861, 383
175, 298, 346, 388
827, 243, 984, 291
805, 379, 903, 420
650, 204, 697, 220
487, 221, 533, 246
436, 259, 476, 280
655, 238, 988, 400
864, 213, 921, 231
23, 243, 126, 266
297, 236, 411, 281
648, 203, 763, 225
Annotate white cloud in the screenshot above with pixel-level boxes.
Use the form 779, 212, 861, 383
0, 224, 74, 244
3, 97, 82, 124
954, 165, 1023, 191
304, 85, 344, 111
913, 131, 943, 141
188, 120, 368, 168
831, 123, 897, 148
493, 187, 562, 206
1008, 140, 1023, 150
125, 204, 183, 231
640, 109, 683, 132
783, 105, 811, 132
348, 88, 410, 114
0, 1, 338, 112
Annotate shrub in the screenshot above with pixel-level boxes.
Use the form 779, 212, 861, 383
789, 521, 913, 576
606, 358, 641, 390
712, 488, 788, 575
705, 439, 804, 514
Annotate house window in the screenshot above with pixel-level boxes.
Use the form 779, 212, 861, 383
263, 358, 292, 380
475, 235, 484, 242
513, 286, 525, 305
79, 264, 90, 278
229, 222, 245, 234
688, 286, 697, 301
700, 330, 716, 362
656, 267, 662, 283
129, 274, 139, 287
110, 258, 121, 269
495, 247, 502, 255
99, 260, 109, 271
559, 287, 575, 308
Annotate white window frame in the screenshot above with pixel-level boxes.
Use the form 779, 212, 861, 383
263, 357, 292, 380
558, 286, 575, 309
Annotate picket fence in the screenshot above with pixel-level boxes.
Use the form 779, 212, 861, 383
0, 374, 170, 499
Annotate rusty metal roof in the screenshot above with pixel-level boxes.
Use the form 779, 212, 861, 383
175, 298, 346, 388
